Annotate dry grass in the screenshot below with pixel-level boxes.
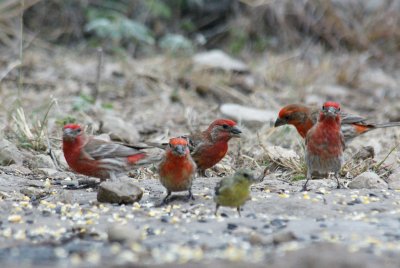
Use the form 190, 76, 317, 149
10, 98, 55, 151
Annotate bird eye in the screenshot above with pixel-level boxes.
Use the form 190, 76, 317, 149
322, 105, 325, 110
243, 173, 249, 178
76, 128, 81, 132
222, 124, 229, 129
284, 115, 290, 120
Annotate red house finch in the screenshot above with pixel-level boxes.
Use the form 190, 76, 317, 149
186, 119, 242, 176
158, 137, 196, 203
214, 170, 256, 216
62, 124, 158, 181
303, 102, 345, 191
274, 104, 400, 143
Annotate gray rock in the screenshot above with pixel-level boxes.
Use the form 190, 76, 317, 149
37, 168, 59, 176
97, 179, 143, 204
348, 171, 388, 189
2, 164, 31, 175
193, 50, 249, 72
53, 149, 69, 169
272, 230, 297, 245
20, 187, 49, 200
26, 154, 56, 169
354, 146, 375, 160
107, 224, 141, 243
0, 139, 23, 166
386, 169, 400, 190
220, 103, 276, 124
99, 113, 140, 143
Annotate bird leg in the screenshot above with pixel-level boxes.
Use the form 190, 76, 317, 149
301, 170, 311, 192
187, 189, 195, 201
214, 204, 220, 216
334, 172, 342, 189
236, 207, 241, 217
162, 191, 172, 204
198, 169, 206, 177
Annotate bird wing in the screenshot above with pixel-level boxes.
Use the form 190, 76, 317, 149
186, 132, 209, 155
83, 138, 143, 160
340, 131, 346, 150
340, 112, 367, 125
215, 177, 232, 196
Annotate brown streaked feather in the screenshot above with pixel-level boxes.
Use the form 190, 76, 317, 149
83, 138, 144, 160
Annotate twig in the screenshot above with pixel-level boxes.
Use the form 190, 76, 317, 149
18, 0, 24, 99
374, 143, 399, 171
93, 47, 103, 102
46, 135, 60, 170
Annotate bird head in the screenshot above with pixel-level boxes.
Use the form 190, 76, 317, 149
168, 137, 190, 157
274, 104, 310, 127
207, 119, 242, 141
320, 101, 340, 118
63, 124, 83, 142
233, 169, 257, 184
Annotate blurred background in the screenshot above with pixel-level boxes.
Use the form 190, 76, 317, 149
0, 0, 398, 147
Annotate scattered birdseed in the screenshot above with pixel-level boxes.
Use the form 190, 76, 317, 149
8, 214, 22, 223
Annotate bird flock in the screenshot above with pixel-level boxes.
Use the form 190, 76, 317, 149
61, 101, 400, 216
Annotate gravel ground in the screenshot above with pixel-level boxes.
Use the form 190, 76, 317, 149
1, 169, 400, 267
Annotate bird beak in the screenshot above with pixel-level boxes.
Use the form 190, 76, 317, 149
326, 107, 337, 117
230, 126, 242, 137
274, 118, 286, 127
63, 128, 74, 140
174, 145, 186, 156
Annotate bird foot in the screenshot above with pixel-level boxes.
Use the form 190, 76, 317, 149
336, 181, 347, 189
162, 193, 172, 205
186, 192, 195, 201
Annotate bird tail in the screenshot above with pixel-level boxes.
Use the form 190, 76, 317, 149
143, 141, 168, 150
372, 122, 400, 129
130, 152, 163, 166
127, 153, 147, 164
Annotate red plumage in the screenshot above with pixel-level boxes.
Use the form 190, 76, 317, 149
303, 102, 345, 190
62, 124, 155, 181
275, 104, 400, 142
186, 119, 242, 176
158, 137, 197, 202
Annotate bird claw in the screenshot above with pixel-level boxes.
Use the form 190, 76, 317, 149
301, 187, 309, 192
186, 193, 195, 201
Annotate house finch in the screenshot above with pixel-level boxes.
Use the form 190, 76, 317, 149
303, 101, 345, 191
186, 119, 242, 176
62, 124, 158, 181
158, 137, 196, 203
274, 104, 400, 143
214, 170, 257, 217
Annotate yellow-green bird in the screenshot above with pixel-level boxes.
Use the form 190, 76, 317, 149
214, 170, 257, 216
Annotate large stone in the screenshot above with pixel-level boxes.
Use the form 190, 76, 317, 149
348, 171, 388, 189
99, 113, 140, 144
97, 179, 143, 204
193, 50, 249, 72
107, 224, 141, 243
26, 154, 56, 169
386, 169, 400, 190
20, 187, 49, 200
0, 139, 23, 166
220, 104, 276, 124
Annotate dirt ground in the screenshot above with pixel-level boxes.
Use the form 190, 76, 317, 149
0, 43, 400, 267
